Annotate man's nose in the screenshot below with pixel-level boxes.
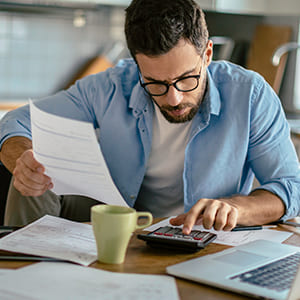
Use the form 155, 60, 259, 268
165, 86, 184, 106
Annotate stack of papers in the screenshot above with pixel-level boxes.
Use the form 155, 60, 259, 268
0, 215, 179, 299
0, 215, 97, 266
0, 262, 179, 300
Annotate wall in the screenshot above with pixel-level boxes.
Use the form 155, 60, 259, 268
0, 6, 126, 102
1, 6, 300, 115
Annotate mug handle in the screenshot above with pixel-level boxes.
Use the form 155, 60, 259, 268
135, 212, 153, 230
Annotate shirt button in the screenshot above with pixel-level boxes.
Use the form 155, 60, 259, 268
130, 195, 136, 200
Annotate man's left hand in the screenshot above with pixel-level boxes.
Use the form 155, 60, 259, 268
170, 198, 239, 234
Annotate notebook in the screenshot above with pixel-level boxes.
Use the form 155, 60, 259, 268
167, 239, 300, 300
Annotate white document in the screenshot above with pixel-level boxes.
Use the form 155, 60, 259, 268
0, 270, 14, 276
0, 215, 97, 266
29, 100, 128, 206
145, 217, 293, 247
0, 262, 179, 300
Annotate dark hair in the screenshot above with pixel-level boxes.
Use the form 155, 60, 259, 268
124, 0, 209, 59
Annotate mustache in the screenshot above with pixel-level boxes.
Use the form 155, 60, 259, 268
160, 103, 195, 111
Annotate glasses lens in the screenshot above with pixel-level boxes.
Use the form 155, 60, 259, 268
144, 83, 168, 96
175, 77, 199, 92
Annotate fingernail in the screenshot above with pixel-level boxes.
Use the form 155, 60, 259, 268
37, 167, 43, 172
182, 227, 190, 235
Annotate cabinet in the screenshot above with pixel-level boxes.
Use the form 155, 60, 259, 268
196, 0, 300, 16
93, 0, 129, 5
2, 0, 300, 14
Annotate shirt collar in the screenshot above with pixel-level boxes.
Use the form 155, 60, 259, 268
204, 68, 221, 116
128, 77, 152, 115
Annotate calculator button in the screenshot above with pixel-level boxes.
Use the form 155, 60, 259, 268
154, 232, 163, 235
195, 232, 206, 238
190, 231, 199, 237
193, 237, 203, 240
154, 227, 170, 234
166, 228, 179, 234
173, 235, 181, 238
202, 233, 212, 240
164, 233, 173, 236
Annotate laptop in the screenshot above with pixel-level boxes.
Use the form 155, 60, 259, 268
166, 239, 300, 300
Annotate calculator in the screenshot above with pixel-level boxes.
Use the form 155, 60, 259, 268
137, 226, 217, 252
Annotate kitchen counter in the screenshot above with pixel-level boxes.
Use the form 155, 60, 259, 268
0, 101, 27, 120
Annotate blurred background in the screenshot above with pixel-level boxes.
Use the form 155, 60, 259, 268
1, 0, 300, 124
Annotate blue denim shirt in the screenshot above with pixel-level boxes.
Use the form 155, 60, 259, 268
1, 59, 300, 220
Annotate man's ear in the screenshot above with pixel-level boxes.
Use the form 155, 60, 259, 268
204, 40, 213, 66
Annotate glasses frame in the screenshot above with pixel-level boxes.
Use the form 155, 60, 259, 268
139, 57, 204, 97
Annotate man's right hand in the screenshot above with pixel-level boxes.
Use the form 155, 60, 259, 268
0, 136, 53, 197
13, 149, 53, 197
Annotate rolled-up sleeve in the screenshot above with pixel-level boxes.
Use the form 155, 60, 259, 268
0, 105, 32, 149
248, 80, 300, 220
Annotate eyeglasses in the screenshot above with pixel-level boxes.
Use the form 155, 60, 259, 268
139, 60, 203, 97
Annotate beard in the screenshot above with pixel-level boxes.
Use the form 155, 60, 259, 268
153, 73, 207, 124
159, 102, 201, 123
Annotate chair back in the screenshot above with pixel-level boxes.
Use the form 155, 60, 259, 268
0, 163, 11, 225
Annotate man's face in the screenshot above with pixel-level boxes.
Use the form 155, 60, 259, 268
136, 39, 213, 123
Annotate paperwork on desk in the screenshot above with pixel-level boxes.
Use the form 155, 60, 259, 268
29, 100, 127, 207
0, 262, 179, 300
146, 217, 293, 247
0, 215, 97, 266
0, 269, 14, 276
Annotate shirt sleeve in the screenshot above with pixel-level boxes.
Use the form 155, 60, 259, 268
248, 79, 300, 220
0, 71, 113, 150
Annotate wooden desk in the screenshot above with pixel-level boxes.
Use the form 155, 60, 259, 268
0, 225, 299, 300
92, 230, 300, 300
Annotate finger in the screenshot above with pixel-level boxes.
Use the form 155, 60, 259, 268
213, 205, 231, 231
21, 150, 45, 173
21, 162, 51, 185
182, 200, 207, 234
14, 158, 51, 187
169, 214, 186, 226
201, 203, 219, 230
194, 216, 203, 225
13, 159, 53, 196
222, 208, 238, 231
13, 149, 53, 197
13, 176, 52, 197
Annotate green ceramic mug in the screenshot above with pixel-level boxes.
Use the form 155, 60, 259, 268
91, 204, 153, 264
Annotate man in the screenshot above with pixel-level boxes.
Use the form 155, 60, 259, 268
0, 0, 300, 233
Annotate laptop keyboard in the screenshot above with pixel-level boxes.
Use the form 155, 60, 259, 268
230, 252, 300, 292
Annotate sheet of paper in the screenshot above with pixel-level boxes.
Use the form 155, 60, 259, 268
145, 217, 293, 247
0, 270, 14, 276
0, 215, 97, 266
30, 100, 127, 206
0, 262, 179, 300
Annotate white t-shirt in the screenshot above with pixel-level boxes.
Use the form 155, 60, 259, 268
134, 104, 192, 217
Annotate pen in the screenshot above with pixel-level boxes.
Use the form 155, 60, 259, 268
279, 221, 300, 227
231, 225, 277, 231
